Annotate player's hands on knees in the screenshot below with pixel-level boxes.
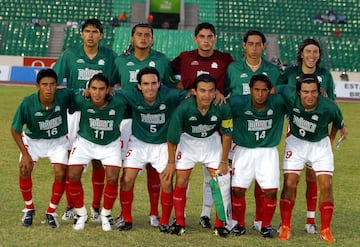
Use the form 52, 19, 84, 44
19, 153, 34, 176
161, 161, 175, 181
218, 163, 229, 175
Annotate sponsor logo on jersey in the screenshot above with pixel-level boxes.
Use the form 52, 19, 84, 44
129, 70, 140, 82
149, 61, 155, 67
38, 116, 62, 130
191, 124, 216, 134
87, 109, 96, 114
109, 109, 115, 115
244, 110, 253, 115
292, 115, 317, 133
78, 68, 102, 81
267, 109, 273, 116
293, 108, 300, 114
89, 118, 114, 131
211, 62, 218, 69
210, 115, 218, 121
247, 119, 272, 131
311, 114, 319, 121
98, 59, 105, 65
159, 104, 166, 110
317, 76, 322, 83
76, 59, 85, 64
240, 73, 248, 78
189, 116, 197, 121
196, 70, 209, 77
243, 84, 250, 95
191, 61, 199, 66
126, 62, 135, 66
35, 112, 43, 116
55, 106, 60, 112
137, 105, 144, 110
140, 113, 165, 124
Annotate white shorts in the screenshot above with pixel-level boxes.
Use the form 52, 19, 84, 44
120, 119, 132, 160
21, 134, 69, 165
283, 135, 334, 176
68, 136, 122, 170
124, 135, 168, 173
67, 110, 80, 150
228, 142, 237, 161
175, 132, 222, 171
232, 146, 279, 190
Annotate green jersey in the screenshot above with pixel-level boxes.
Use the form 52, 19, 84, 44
71, 93, 126, 145
112, 49, 175, 89
53, 45, 118, 89
278, 86, 344, 142
167, 96, 233, 145
276, 65, 336, 100
229, 94, 286, 148
12, 89, 73, 139
116, 88, 187, 144
225, 58, 280, 96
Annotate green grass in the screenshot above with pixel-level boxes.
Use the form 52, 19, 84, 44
0, 85, 359, 247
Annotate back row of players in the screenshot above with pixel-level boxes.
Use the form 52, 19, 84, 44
11, 19, 347, 242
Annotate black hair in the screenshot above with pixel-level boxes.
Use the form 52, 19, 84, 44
193, 74, 216, 89
131, 23, 154, 36
136, 67, 160, 84
88, 73, 110, 88
194, 22, 216, 36
296, 74, 320, 93
36, 68, 57, 84
81, 18, 103, 33
297, 38, 322, 66
249, 74, 273, 90
243, 30, 266, 44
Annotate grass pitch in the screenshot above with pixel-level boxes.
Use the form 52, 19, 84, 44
0, 85, 359, 247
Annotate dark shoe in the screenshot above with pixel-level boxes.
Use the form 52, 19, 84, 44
171, 224, 185, 236
46, 213, 59, 228
159, 224, 170, 233
199, 216, 212, 229
214, 226, 230, 238
261, 225, 273, 238
22, 209, 35, 227
117, 221, 133, 231
231, 224, 246, 236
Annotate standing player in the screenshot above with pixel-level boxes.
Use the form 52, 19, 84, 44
168, 74, 233, 237
67, 73, 126, 231
170, 22, 234, 229
229, 74, 286, 238
11, 69, 73, 228
53, 18, 118, 222
112, 23, 176, 227
115, 67, 187, 231
277, 74, 347, 242
225, 29, 281, 231
276, 38, 336, 233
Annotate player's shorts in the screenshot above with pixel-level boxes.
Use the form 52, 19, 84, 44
21, 134, 69, 165
120, 118, 132, 160
175, 132, 222, 171
123, 135, 167, 173
283, 135, 334, 176
228, 142, 237, 160
231, 146, 279, 190
68, 136, 122, 171
67, 110, 80, 150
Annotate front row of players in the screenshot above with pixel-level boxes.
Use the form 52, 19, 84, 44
11, 68, 347, 242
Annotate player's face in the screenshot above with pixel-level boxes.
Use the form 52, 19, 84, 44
194, 29, 216, 52
250, 80, 270, 109
193, 81, 216, 109
81, 25, 103, 48
299, 82, 319, 110
243, 35, 265, 59
88, 79, 110, 108
301, 44, 320, 69
37, 76, 57, 103
137, 74, 160, 105
131, 27, 153, 50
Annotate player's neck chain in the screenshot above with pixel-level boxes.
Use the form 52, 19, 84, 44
246, 58, 262, 71
42, 103, 51, 110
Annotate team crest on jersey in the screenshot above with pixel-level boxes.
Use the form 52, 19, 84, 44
159, 104, 166, 110
293, 108, 300, 113
191, 61, 199, 66
245, 110, 253, 115
317, 76, 322, 83
35, 112, 43, 116
98, 59, 105, 65
311, 115, 319, 121
55, 106, 60, 112
109, 109, 115, 115
210, 115, 218, 121
267, 109, 273, 116
126, 61, 135, 66
189, 116, 197, 121
87, 109, 96, 114
149, 61, 155, 67
211, 62, 218, 69
240, 73, 248, 78
76, 59, 85, 64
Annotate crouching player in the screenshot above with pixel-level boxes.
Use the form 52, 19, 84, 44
168, 74, 233, 237
66, 73, 126, 231
11, 68, 74, 228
